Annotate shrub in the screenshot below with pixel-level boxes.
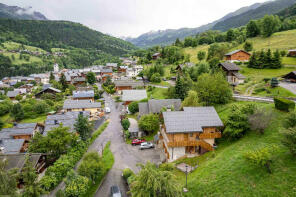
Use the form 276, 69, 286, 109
281, 127, 296, 156
121, 118, 130, 130
139, 114, 160, 134
78, 152, 104, 183
284, 112, 296, 128
128, 101, 139, 114
248, 109, 273, 134
150, 73, 161, 83
64, 170, 89, 197
244, 146, 278, 173
224, 104, 256, 139
274, 97, 295, 112
122, 168, 134, 181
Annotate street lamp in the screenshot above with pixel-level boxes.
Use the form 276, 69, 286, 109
185, 164, 188, 189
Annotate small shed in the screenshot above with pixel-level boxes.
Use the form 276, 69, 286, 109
225, 50, 251, 62
282, 71, 296, 82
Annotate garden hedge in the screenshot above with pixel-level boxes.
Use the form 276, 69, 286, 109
274, 97, 295, 112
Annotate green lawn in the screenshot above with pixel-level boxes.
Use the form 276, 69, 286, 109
171, 102, 296, 196
182, 45, 210, 64
147, 87, 169, 99
3, 52, 43, 65
150, 80, 170, 87
20, 115, 47, 123
1, 41, 46, 53
0, 114, 13, 128
283, 57, 296, 65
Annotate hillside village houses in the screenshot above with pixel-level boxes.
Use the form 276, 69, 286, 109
288, 49, 296, 57
159, 107, 223, 161
122, 89, 147, 107
224, 49, 251, 62
219, 62, 246, 86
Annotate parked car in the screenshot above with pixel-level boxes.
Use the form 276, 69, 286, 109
140, 142, 154, 150
132, 139, 146, 146
105, 107, 111, 113
110, 185, 121, 197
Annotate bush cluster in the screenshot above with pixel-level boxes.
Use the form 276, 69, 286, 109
274, 97, 295, 112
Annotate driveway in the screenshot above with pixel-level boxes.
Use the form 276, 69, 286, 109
94, 93, 162, 197
279, 82, 296, 95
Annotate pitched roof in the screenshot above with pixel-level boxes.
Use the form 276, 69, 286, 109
36, 87, 61, 95
73, 90, 94, 98
101, 68, 113, 73
225, 49, 250, 56
114, 80, 144, 88
74, 77, 86, 82
139, 99, 182, 116
152, 53, 161, 56
63, 99, 101, 109
0, 126, 36, 139
44, 111, 90, 135
106, 63, 118, 67
7, 90, 19, 98
0, 139, 24, 154
233, 72, 246, 79
163, 107, 223, 133
288, 49, 296, 52
122, 90, 147, 101
219, 62, 240, 71
0, 153, 42, 172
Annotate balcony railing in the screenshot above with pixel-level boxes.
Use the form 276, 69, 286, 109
199, 132, 222, 139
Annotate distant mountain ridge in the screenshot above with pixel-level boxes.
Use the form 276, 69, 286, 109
128, 0, 296, 48
0, 3, 47, 20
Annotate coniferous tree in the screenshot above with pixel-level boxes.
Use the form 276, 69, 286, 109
49, 72, 55, 82
248, 52, 258, 68
175, 74, 187, 100
264, 49, 273, 68
74, 114, 92, 141
272, 50, 282, 69
59, 73, 68, 91
258, 51, 266, 69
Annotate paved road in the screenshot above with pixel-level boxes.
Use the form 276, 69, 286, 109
280, 82, 296, 95
94, 93, 161, 197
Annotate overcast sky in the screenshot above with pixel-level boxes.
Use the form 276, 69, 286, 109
1, 0, 268, 38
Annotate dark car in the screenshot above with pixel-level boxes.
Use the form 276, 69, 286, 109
132, 139, 146, 146
110, 185, 121, 197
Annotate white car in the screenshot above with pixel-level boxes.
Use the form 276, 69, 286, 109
105, 107, 111, 113
140, 142, 154, 150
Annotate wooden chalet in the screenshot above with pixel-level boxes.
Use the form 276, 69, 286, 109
283, 71, 296, 82
288, 49, 296, 57
218, 62, 245, 85
160, 107, 223, 162
35, 87, 61, 98
114, 80, 145, 93
152, 53, 161, 60
225, 49, 251, 62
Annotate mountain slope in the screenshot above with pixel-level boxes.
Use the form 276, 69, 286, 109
127, 2, 263, 48
212, 0, 296, 31
277, 2, 296, 17
0, 3, 47, 20
129, 0, 296, 48
0, 18, 136, 56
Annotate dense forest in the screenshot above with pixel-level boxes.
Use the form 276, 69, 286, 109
0, 19, 136, 55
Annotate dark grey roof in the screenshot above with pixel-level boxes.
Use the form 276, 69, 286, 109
0, 139, 24, 154
114, 80, 144, 88
14, 123, 37, 129
42, 84, 52, 90
36, 87, 61, 95
225, 49, 250, 56
7, 90, 19, 97
233, 72, 246, 79
73, 90, 94, 98
63, 99, 101, 109
139, 99, 182, 116
44, 111, 90, 135
122, 90, 147, 101
219, 62, 240, 71
0, 127, 36, 139
288, 49, 296, 52
106, 63, 117, 67
163, 107, 223, 133
101, 68, 113, 73
0, 153, 42, 172
74, 77, 86, 82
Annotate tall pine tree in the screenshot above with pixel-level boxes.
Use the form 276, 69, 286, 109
59, 73, 68, 91
264, 49, 273, 68
272, 50, 282, 69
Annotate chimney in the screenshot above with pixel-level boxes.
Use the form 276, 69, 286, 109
54, 120, 58, 125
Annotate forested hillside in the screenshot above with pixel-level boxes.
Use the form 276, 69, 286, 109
128, 0, 296, 48
212, 0, 296, 31
0, 19, 136, 56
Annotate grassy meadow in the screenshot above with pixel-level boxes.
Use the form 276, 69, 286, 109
173, 101, 296, 197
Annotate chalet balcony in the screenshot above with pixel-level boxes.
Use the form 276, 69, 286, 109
199, 132, 221, 139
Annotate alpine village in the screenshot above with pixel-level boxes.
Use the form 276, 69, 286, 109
1, 1, 296, 197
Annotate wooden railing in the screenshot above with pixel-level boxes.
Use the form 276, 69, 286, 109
167, 140, 199, 147
199, 132, 222, 139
